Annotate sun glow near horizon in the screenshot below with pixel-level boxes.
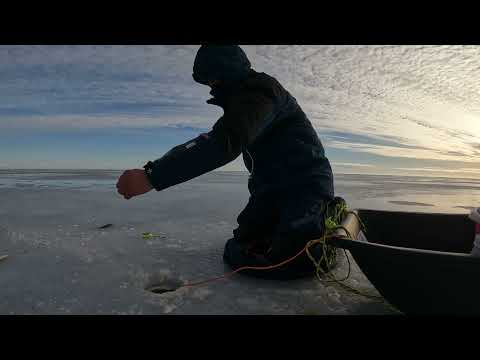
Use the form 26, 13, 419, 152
0, 45, 480, 177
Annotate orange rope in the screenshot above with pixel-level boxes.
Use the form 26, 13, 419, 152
182, 236, 335, 288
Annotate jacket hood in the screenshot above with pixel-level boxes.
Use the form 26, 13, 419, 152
192, 45, 252, 86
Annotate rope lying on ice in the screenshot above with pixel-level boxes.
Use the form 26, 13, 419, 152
181, 201, 388, 304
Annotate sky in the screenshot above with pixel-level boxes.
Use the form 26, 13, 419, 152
1, 45, 480, 178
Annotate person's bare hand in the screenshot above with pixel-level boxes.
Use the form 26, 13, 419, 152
116, 169, 153, 200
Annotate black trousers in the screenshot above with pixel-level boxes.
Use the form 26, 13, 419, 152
223, 188, 342, 280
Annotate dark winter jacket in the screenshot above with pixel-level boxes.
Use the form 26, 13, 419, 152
144, 69, 334, 200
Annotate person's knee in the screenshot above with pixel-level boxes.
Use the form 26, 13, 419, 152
223, 237, 273, 270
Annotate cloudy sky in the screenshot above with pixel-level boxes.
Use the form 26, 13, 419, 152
1, 45, 480, 178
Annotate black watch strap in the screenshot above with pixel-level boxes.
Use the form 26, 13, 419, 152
143, 161, 156, 187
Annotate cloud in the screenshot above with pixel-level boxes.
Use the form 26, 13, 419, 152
394, 166, 480, 173
327, 140, 479, 163
0, 45, 218, 130
1, 114, 213, 133
1, 45, 480, 169
331, 162, 376, 168
390, 166, 480, 179
322, 130, 431, 151
247, 45, 480, 162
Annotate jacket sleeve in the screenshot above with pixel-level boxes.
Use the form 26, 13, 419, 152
143, 118, 242, 192
219, 91, 277, 148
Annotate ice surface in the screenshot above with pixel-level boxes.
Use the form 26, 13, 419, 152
2, 170, 478, 314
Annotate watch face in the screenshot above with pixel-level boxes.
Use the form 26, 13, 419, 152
144, 161, 154, 173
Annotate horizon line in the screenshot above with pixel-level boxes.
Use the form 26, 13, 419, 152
0, 168, 478, 180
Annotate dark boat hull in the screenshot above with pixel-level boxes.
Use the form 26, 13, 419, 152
330, 209, 480, 315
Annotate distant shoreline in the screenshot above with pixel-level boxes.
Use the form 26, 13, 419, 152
0, 168, 479, 181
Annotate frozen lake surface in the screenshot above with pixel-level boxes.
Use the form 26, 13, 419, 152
0, 170, 479, 314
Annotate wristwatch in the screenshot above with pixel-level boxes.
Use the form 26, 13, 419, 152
143, 161, 156, 186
